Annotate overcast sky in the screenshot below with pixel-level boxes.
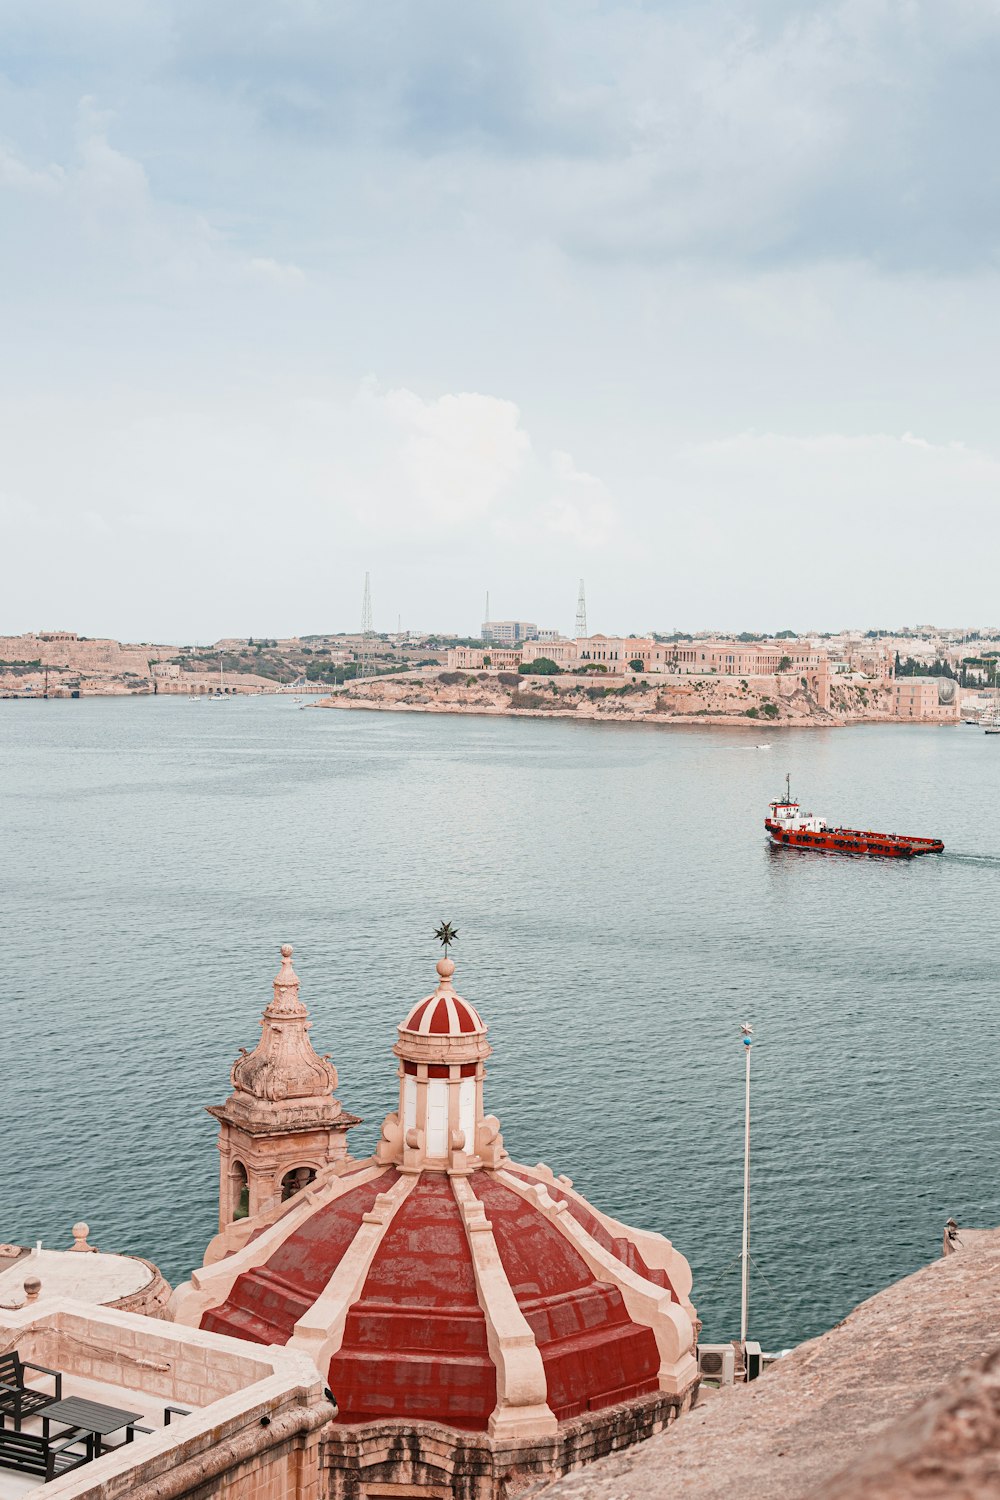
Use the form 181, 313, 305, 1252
3, 1, 1000, 641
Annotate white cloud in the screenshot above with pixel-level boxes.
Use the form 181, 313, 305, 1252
370, 385, 530, 526
248, 256, 305, 284
543, 452, 616, 549
0, 144, 64, 194
650, 428, 1000, 628
0, 376, 617, 559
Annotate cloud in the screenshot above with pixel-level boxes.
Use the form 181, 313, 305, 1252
151, 0, 1000, 271
543, 452, 616, 550
247, 256, 305, 284
6, 3, 1000, 279
652, 427, 1000, 627
0, 143, 64, 193
369, 385, 530, 525
0, 377, 616, 549
1, 1, 999, 638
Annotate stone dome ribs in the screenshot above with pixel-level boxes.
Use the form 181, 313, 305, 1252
506, 1169, 678, 1298
201, 1169, 397, 1346
329, 1174, 496, 1430
470, 1174, 660, 1420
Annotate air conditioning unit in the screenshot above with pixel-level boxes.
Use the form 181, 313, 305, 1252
697, 1344, 735, 1385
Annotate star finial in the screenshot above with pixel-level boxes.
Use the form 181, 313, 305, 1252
434, 921, 459, 956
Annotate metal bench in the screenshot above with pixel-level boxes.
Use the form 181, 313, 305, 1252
0, 1350, 63, 1427
0, 1424, 91, 1482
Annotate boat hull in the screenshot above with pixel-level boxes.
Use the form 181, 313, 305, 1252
765, 820, 944, 858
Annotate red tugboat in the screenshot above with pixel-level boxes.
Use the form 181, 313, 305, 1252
765, 776, 944, 858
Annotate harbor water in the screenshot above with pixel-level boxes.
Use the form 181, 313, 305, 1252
1, 695, 997, 1350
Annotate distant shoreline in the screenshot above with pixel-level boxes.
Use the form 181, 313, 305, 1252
314, 695, 926, 730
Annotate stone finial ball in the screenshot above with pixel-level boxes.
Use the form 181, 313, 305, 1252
281, 944, 293, 958
23, 1275, 41, 1301
437, 957, 456, 979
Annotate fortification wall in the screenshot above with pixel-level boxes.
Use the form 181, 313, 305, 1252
0, 634, 152, 674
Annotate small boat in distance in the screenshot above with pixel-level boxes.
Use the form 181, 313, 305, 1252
765, 776, 944, 858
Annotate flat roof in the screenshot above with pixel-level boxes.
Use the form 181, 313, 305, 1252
0, 1251, 152, 1307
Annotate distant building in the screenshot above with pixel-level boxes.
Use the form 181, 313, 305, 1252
665, 640, 826, 675
523, 639, 578, 667
577, 636, 669, 670
482, 620, 538, 646
892, 677, 961, 720
447, 646, 523, 670
848, 645, 894, 679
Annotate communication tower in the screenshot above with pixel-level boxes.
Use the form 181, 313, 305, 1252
483, 591, 491, 644
358, 571, 375, 678
575, 579, 587, 638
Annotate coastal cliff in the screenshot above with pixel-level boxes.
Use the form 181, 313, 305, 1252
318, 670, 899, 726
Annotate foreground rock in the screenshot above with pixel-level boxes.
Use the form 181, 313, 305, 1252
538, 1229, 1000, 1500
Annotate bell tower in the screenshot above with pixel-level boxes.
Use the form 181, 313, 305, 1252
207, 944, 360, 1233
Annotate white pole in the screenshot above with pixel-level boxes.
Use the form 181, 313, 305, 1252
740, 1022, 753, 1349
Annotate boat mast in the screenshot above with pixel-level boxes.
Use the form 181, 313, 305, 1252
740, 1021, 753, 1350
784, 772, 791, 804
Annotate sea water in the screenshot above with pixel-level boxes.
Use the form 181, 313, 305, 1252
1, 695, 997, 1349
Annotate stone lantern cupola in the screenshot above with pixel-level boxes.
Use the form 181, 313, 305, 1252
207, 945, 360, 1235
375, 955, 506, 1175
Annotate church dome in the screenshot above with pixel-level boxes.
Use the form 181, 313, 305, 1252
179, 950, 698, 1443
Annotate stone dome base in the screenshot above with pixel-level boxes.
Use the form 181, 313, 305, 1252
322, 1386, 698, 1500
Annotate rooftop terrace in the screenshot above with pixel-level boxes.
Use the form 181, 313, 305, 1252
0, 1296, 332, 1499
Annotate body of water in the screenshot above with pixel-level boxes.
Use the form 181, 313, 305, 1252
1, 695, 997, 1350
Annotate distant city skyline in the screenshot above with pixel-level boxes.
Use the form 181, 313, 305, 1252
4, 3, 1000, 638
5, 613, 1000, 651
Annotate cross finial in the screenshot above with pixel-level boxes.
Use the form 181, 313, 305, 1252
434, 921, 458, 956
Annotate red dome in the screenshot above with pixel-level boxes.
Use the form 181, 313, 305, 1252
185, 952, 697, 1446
401, 990, 485, 1037
199, 1160, 692, 1434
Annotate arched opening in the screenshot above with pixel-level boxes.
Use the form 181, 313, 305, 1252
280, 1165, 317, 1202
232, 1160, 250, 1221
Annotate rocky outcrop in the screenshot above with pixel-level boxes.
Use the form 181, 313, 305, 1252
318, 671, 897, 727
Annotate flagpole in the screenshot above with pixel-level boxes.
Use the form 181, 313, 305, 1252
740, 1022, 753, 1350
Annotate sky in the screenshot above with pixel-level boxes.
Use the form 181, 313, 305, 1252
3, 0, 1000, 641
